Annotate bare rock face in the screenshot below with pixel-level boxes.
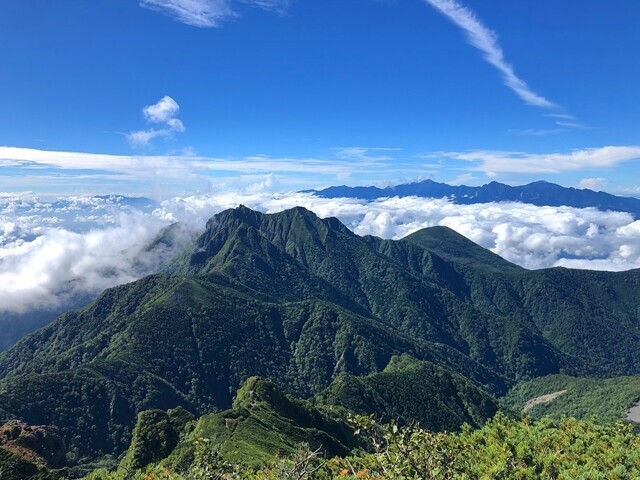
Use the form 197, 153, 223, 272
0, 420, 66, 468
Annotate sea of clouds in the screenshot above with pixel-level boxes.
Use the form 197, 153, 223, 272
2, 191, 640, 315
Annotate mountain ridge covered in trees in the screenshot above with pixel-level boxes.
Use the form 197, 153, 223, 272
1, 205, 640, 476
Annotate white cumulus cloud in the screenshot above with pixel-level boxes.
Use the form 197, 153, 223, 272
4, 191, 640, 318
143, 96, 182, 125
0, 195, 183, 314
128, 96, 185, 147
154, 192, 640, 271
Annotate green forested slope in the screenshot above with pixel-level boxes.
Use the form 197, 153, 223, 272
317, 354, 503, 431
119, 406, 194, 472
0, 272, 503, 462
129, 377, 360, 472
0, 448, 68, 480
1, 205, 640, 467
315, 355, 500, 431
87, 407, 640, 480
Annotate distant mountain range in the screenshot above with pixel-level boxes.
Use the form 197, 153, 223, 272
2, 205, 640, 467
306, 180, 640, 218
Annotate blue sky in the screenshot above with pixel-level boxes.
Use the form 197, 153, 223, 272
1, 0, 640, 196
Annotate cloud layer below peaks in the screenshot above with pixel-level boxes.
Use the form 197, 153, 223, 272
3, 191, 640, 315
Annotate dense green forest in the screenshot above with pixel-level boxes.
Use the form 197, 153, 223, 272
316, 354, 503, 431
2, 206, 640, 477
7, 377, 640, 479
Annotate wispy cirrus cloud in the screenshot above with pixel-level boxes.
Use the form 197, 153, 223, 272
140, 0, 290, 27
423, 0, 556, 109
508, 128, 565, 137
332, 147, 401, 162
4, 145, 640, 193
543, 113, 591, 130
0, 146, 406, 195
0, 146, 401, 176
0, 145, 440, 196
432, 146, 640, 175
242, 0, 290, 13
127, 96, 186, 148
545, 113, 576, 121
140, 0, 236, 27
555, 120, 591, 130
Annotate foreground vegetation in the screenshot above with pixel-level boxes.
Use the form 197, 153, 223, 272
7, 372, 640, 479
84, 414, 640, 479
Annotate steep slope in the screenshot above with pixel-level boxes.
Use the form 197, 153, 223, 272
1, 310, 66, 353
159, 377, 359, 470
2, 205, 640, 465
401, 228, 640, 377
166, 206, 640, 379
177, 206, 567, 379
119, 407, 194, 472
0, 273, 501, 462
308, 179, 640, 218
316, 355, 503, 431
401, 226, 522, 273
0, 297, 99, 353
